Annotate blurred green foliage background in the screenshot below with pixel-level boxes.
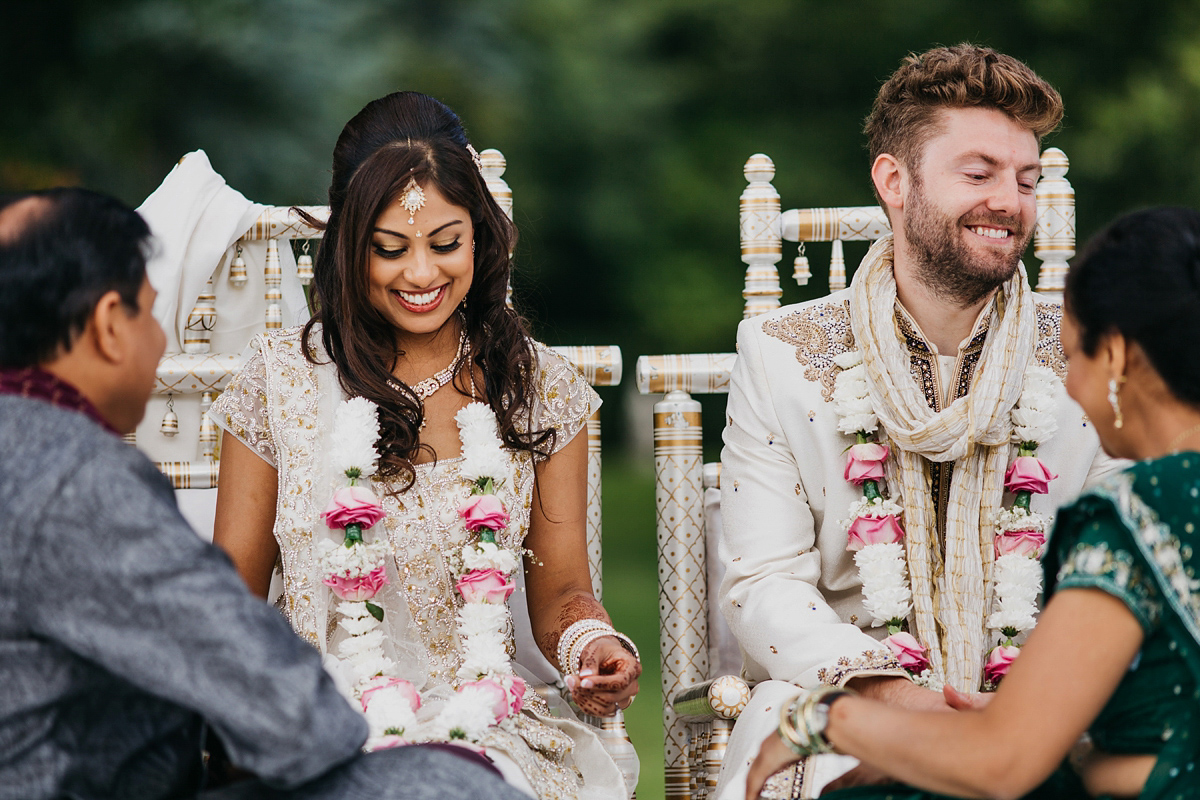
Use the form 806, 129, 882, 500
8, 2, 1200, 797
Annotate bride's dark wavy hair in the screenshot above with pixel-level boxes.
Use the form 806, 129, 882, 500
300, 91, 553, 487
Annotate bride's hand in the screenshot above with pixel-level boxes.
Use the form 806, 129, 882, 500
565, 635, 641, 716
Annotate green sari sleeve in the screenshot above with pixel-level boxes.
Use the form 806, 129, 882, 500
1044, 492, 1163, 637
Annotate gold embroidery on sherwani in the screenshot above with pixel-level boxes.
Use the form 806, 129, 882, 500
1034, 303, 1067, 381
762, 299, 855, 402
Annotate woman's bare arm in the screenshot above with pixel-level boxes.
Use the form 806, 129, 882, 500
212, 431, 280, 599
524, 428, 640, 715
748, 588, 1144, 799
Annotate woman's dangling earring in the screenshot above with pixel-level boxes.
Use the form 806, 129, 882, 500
1108, 377, 1125, 429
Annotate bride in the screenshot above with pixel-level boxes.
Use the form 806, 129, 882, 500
210, 91, 638, 799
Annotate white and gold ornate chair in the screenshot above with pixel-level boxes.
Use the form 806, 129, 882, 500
131, 148, 637, 795
636, 149, 1076, 800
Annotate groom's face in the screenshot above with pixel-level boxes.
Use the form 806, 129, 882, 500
901, 107, 1041, 305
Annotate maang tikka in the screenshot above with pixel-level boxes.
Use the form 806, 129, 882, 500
401, 177, 426, 224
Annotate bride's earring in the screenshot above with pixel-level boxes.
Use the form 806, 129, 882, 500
1108, 377, 1125, 429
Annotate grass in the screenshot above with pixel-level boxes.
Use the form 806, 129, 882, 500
600, 454, 665, 800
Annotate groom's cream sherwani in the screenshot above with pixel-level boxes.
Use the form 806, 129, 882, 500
713, 279, 1116, 799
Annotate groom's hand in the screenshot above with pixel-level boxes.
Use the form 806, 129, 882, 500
846, 675, 952, 711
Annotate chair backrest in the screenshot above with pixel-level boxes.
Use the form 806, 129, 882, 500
637, 149, 1076, 800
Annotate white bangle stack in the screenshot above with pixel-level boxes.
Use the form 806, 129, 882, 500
556, 619, 641, 674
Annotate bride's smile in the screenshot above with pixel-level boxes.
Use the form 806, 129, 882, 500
368, 182, 474, 346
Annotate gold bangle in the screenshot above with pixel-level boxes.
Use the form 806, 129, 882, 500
777, 698, 811, 756
800, 686, 856, 755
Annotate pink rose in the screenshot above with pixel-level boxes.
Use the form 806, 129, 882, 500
882, 632, 930, 673
984, 645, 1020, 684
502, 673, 527, 716
844, 443, 889, 485
846, 514, 905, 551
455, 568, 515, 604
321, 485, 386, 530
323, 564, 389, 601
459, 494, 510, 532
994, 529, 1047, 559
460, 678, 510, 722
360, 676, 421, 714
1004, 457, 1057, 495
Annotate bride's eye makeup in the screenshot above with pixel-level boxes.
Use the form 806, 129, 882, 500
372, 243, 407, 259
431, 237, 462, 254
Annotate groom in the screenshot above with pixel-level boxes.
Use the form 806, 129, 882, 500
717, 45, 1116, 798
0, 188, 526, 800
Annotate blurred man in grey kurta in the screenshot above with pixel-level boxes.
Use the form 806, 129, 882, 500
0, 188, 526, 800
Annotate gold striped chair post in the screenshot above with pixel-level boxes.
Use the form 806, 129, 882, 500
637, 149, 1075, 800
134, 148, 637, 795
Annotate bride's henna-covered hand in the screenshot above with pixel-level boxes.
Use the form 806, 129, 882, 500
565, 635, 641, 717
537, 593, 610, 670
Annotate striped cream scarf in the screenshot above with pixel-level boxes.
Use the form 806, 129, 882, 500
849, 235, 1036, 690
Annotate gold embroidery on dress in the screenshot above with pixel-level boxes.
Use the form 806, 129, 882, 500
816, 648, 906, 687
760, 761, 806, 800
211, 329, 600, 800
762, 300, 855, 403
1035, 303, 1067, 382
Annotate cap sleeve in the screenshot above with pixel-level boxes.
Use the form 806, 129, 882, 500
209, 337, 277, 467
1045, 492, 1162, 636
529, 343, 601, 457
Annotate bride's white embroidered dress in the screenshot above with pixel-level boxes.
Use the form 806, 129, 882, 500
211, 325, 626, 800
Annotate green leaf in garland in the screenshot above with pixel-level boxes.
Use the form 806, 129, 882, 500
365, 601, 385, 622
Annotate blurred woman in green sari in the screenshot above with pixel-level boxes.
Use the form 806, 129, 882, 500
747, 206, 1200, 799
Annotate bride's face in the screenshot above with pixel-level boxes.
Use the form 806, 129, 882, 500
368, 182, 474, 342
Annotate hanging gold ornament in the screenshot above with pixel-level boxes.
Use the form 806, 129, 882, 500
296, 240, 314, 285
160, 396, 179, 437
228, 244, 248, 287
793, 243, 811, 286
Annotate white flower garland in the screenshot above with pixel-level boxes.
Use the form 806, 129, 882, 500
833, 353, 1061, 690
982, 364, 1062, 685
320, 398, 527, 749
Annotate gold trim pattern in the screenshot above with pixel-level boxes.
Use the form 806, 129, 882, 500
761, 299, 854, 403
816, 648, 906, 687
1034, 303, 1067, 382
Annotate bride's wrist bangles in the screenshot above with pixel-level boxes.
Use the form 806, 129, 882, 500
557, 618, 641, 673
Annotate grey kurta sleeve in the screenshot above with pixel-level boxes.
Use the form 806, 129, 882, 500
15, 446, 366, 787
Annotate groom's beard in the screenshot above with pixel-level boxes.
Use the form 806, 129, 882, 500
903, 182, 1030, 307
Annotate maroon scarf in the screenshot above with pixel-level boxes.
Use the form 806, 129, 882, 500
0, 366, 119, 435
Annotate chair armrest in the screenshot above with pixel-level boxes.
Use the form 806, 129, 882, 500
671, 675, 752, 722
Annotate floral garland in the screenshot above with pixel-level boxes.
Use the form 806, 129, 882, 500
319, 397, 526, 750
832, 351, 935, 687
832, 353, 1061, 691
984, 365, 1059, 688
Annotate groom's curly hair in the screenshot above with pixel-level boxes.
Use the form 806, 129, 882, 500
865, 44, 1063, 178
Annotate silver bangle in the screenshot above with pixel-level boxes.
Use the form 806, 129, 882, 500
557, 619, 612, 673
